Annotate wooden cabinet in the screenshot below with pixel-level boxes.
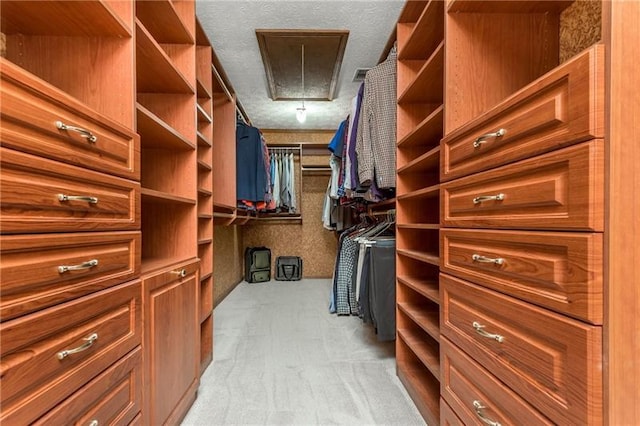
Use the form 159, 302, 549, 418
394, 1, 444, 422
142, 260, 199, 426
392, 1, 640, 424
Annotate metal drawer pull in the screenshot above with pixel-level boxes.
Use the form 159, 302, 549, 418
58, 259, 99, 273
58, 194, 99, 204
88, 421, 99, 426
473, 193, 505, 204
55, 120, 98, 143
172, 268, 187, 278
473, 401, 502, 426
473, 128, 506, 148
472, 254, 504, 265
472, 321, 505, 343
57, 333, 98, 360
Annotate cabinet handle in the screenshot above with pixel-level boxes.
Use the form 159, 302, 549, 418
58, 194, 99, 204
473, 128, 506, 148
57, 333, 98, 360
172, 268, 187, 278
473, 401, 502, 426
472, 254, 504, 265
55, 120, 98, 143
58, 259, 99, 273
88, 421, 99, 426
472, 321, 505, 343
473, 193, 505, 204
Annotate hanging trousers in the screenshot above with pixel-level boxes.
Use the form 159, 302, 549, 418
369, 239, 396, 341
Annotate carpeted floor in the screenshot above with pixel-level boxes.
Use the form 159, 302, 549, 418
181, 279, 426, 426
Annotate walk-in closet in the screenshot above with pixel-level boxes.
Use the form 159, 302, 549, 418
1, 1, 638, 425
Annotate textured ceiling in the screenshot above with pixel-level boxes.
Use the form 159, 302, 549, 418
196, 0, 404, 131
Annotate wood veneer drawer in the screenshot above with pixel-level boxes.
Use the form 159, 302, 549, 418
440, 228, 603, 324
441, 44, 603, 181
34, 347, 142, 426
1, 231, 140, 321
441, 141, 604, 231
0, 58, 139, 180
440, 397, 463, 426
1, 148, 140, 234
441, 337, 552, 426
441, 273, 602, 425
0, 280, 142, 425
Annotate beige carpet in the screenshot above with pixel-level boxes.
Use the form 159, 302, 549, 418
181, 279, 425, 426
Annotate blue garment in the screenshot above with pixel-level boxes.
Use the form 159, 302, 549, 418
327, 119, 348, 157
236, 122, 267, 202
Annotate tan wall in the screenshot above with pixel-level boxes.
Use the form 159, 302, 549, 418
213, 224, 244, 306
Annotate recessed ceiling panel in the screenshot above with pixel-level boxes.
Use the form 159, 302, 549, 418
256, 29, 349, 101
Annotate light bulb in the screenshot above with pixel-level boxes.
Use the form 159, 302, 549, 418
296, 107, 307, 123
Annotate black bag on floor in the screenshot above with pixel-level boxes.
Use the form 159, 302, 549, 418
244, 247, 271, 283
275, 256, 303, 281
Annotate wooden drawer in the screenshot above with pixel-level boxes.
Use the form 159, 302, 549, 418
441, 44, 604, 181
1, 231, 140, 321
0, 58, 139, 180
0, 280, 142, 425
441, 141, 604, 231
441, 273, 602, 425
440, 398, 463, 426
34, 347, 142, 426
1, 148, 140, 234
440, 228, 603, 324
441, 337, 552, 426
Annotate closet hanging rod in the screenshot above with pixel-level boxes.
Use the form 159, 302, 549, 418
370, 208, 396, 217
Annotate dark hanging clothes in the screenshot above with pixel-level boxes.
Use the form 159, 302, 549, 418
236, 122, 267, 202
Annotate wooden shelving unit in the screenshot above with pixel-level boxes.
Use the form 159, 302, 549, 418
195, 18, 215, 375
394, 1, 444, 423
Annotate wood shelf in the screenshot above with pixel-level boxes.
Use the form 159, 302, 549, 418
197, 104, 213, 123
198, 238, 213, 245
136, 0, 194, 44
398, 1, 429, 23
398, 0, 444, 61
398, 328, 440, 380
397, 249, 440, 267
447, 0, 573, 13
198, 188, 213, 197
397, 364, 440, 426
141, 188, 197, 205
196, 79, 213, 99
141, 256, 197, 276
137, 104, 195, 150
398, 42, 445, 104
136, 20, 194, 94
398, 302, 440, 342
398, 145, 440, 175
397, 224, 440, 231
198, 213, 213, 220
397, 184, 440, 201
398, 105, 444, 149
197, 131, 213, 147
397, 276, 440, 304
0, 0, 132, 37
197, 160, 212, 171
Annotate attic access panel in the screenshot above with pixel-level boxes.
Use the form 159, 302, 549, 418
256, 29, 349, 101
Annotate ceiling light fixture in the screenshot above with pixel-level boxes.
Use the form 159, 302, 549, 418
296, 44, 307, 123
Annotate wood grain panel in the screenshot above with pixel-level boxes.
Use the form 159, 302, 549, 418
0, 58, 139, 179
440, 228, 603, 324
441, 45, 604, 181
33, 347, 142, 426
213, 225, 244, 306
441, 274, 602, 426
441, 338, 552, 426
1, 148, 140, 234
0, 280, 142, 425
441, 141, 604, 231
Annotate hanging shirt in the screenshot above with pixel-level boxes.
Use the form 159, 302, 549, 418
328, 119, 348, 157
356, 49, 397, 189
349, 83, 365, 190
236, 122, 268, 202
288, 152, 297, 212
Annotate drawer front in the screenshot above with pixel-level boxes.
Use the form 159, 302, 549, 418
441, 44, 603, 181
1, 148, 140, 234
441, 337, 553, 426
441, 228, 603, 324
441, 141, 604, 231
441, 273, 602, 425
440, 398, 464, 426
0, 60, 139, 180
1, 231, 141, 320
34, 347, 142, 426
0, 280, 142, 425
